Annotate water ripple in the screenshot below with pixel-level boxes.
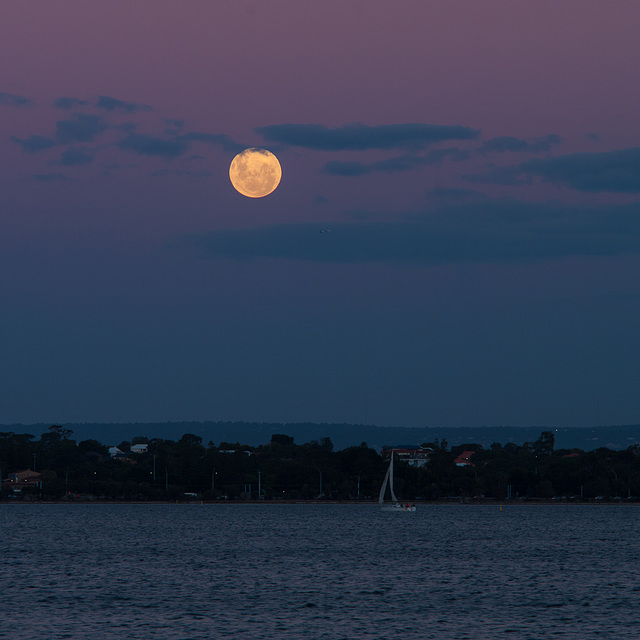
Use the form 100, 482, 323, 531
1, 503, 640, 639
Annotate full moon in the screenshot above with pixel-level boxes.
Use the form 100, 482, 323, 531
229, 148, 282, 198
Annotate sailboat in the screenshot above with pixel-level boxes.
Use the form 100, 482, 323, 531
379, 450, 416, 512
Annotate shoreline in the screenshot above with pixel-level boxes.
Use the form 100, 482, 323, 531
3, 498, 638, 505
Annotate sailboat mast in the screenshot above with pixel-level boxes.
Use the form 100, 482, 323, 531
389, 450, 399, 504
378, 463, 390, 504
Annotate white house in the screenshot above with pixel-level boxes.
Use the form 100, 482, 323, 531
130, 444, 148, 454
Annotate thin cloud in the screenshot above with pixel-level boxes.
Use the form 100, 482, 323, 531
173, 199, 640, 265
151, 168, 212, 178
9, 102, 243, 167
32, 173, 69, 182
463, 166, 524, 186
322, 161, 369, 177
97, 95, 152, 113
56, 114, 109, 143
59, 147, 94, 166
468, 147, 640, 193
479, 134, 561, 155
324, 148, 470, 176
0, 91, 32, 107
10, 135, 57, 153
256, 122, 480, 151
117, 132, 189, 159
179, 131, 244, 153
53, 97, 88, 110
165, 118, 185, 129
427, 187, 487, 200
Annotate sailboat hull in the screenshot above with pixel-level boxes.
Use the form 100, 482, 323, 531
381, 503, 416, 512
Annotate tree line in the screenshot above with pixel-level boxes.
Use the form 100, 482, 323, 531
1, 427, 640, 501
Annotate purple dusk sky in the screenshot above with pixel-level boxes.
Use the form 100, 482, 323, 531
1, 0, 640, 429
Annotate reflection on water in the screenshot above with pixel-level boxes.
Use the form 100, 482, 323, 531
1, 504, 639, 639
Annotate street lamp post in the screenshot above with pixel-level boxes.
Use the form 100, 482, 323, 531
315, 466, 322, 499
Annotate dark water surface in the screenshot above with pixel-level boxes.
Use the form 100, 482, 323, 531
1, 503, 639, 639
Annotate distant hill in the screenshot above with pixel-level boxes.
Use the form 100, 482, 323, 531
3, 421, 640, 451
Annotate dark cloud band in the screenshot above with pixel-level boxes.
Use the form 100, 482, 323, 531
468, 147, 640, 193
256, 122, 480, 151
174, 200, 640, 265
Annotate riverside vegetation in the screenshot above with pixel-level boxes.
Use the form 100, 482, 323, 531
2, 426, 640, 502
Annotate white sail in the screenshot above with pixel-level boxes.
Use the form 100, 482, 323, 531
388, 452, 399, 503
379, 450, 414, 511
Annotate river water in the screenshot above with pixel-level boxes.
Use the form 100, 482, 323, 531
1, 503, 639, 639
